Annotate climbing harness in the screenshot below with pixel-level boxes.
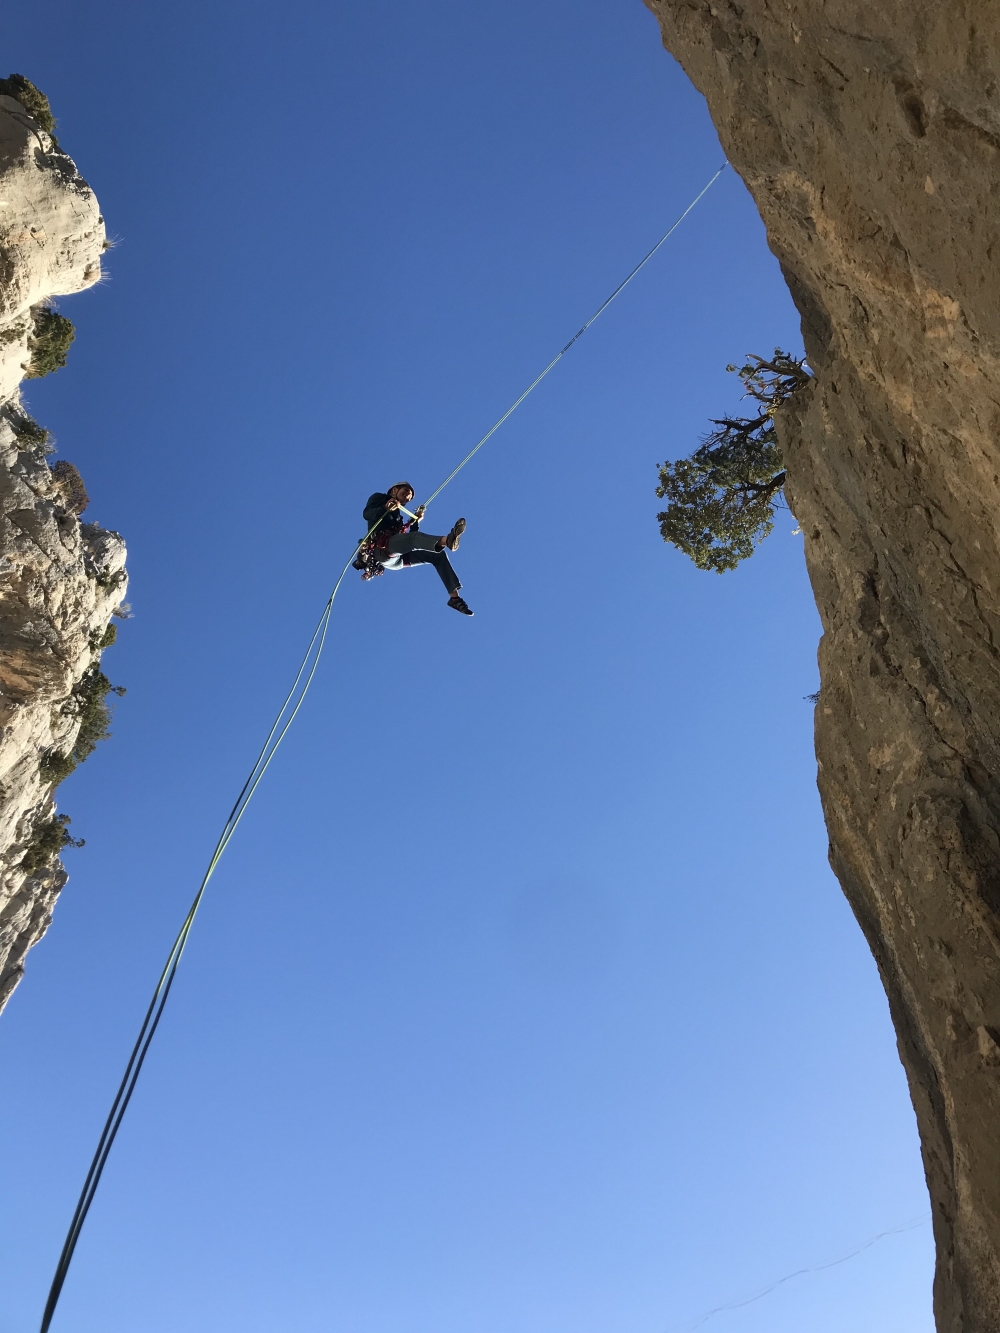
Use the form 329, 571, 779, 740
353, 500, 421, 580
38, 160, 727, 1333
354, 527, 390, 579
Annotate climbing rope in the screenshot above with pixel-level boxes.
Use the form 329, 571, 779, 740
419, 162, 728, 510
38, 160, 727, 1332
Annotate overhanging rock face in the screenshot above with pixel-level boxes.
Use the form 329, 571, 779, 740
642, 3, 1000, 1328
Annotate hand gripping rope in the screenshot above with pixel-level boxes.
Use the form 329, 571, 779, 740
38, 161, 727, 1333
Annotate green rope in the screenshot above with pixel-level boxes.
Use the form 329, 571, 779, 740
37, 537, 367, 1333
39, 160, 727, 1333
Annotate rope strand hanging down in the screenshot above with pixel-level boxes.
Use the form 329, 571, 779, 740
39, 159, 727, 1333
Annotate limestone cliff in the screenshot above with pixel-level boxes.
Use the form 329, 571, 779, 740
0, 91, 126, 1011
643, 2, 1000, 1327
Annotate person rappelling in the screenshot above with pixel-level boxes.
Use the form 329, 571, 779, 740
355, 482, 474, 615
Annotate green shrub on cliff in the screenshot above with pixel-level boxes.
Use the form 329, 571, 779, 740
0, 321, 27, 346
8, 411, 50, 454
20, 813, 83, 876
26, 306, 75, 378
40, 666, 126, 788
655, 350, 810, 572
89, 623, 117, 651
0, 74, 57, 140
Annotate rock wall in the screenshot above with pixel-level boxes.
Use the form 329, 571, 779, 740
0, 94, 126, 1010
641, 2, 1000, 1327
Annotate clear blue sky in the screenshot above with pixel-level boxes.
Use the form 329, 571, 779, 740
0, 2, 932, 1331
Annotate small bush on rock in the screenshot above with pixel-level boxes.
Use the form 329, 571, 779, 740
0, 74, 57, 139
26, 307, 75, 379
40, 666, 126, 788
94, 568, 126, 590
7, 411, 50, 454
51, 459, 89, 514
39, 752, 75, 787
20, 813, 83, 876
90, 623, 117, 651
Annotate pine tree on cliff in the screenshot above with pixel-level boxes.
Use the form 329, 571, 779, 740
656, 350, 810, 572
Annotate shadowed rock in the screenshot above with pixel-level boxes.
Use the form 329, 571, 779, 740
642, 3, 1000, 1327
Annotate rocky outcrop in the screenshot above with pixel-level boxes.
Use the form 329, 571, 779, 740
0, 92, 126, 1010
642, 2, 1000, 1327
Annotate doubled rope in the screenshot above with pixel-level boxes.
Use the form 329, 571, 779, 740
38, 541, 367, 1333
39, 161, 726, 1332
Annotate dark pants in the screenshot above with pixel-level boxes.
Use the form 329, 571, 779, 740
384, 531, 461, 596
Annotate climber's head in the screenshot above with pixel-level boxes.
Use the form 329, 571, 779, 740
388, 482, 415, 505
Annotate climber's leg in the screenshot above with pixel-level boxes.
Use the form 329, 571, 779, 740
384, 531, 445, 556
399, 547, 461, 596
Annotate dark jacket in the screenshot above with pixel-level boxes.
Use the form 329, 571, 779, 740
363, 492, 419, 541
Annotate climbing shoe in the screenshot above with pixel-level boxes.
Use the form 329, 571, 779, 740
445, 518, 466, 551
448, 594, 474, 616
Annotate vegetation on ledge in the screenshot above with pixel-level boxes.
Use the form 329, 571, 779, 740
51, 459, 89, 514
20, 813, 83, 876
0, 73, 58, 144
656, 350, 810, 572
25, 306, 75, 379
7, 409, 51, 454
40, 666, 126, 789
